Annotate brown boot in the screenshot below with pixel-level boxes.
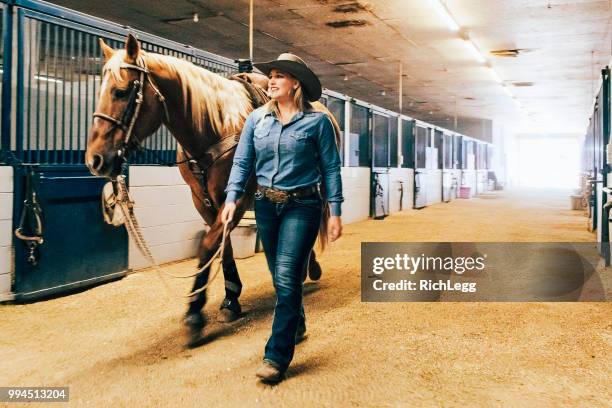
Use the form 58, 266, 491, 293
255, 360, 285, 384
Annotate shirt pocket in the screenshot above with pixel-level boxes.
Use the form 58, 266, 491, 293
288, 130, 309, 141
254, 118, 272, 139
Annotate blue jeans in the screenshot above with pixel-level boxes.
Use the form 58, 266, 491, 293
254, 191, 322, 370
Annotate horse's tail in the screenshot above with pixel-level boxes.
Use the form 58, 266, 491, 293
311, 101, 342, 252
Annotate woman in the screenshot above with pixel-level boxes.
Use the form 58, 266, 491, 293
221, 53, 343, 383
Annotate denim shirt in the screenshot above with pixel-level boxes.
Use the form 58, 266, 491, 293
225, 106, 344, 216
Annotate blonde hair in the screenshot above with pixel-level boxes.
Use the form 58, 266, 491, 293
264, 77, 312, 117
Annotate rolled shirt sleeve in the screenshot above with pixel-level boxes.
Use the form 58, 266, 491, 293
225, 112, 256, 204
317, 114, 344, 216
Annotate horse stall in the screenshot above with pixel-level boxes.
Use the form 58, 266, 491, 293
475, 142, 488, 195
424, 127, 443, 206
344, 99, 371, 223
390, 115, 415, 213
581, 67, 610, 260
413, 123, 429, 208
321, 90, 376, 224
460, 137, 477, 198
0, 0, 239, 300
370, 108, 393, 219
450, 133, 463, 199
319, 90, 347, 169
441, 131, 454, 202
486, 144, 495, 191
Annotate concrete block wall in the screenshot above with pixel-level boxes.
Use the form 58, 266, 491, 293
341, 167, 370, 224
388, 168, 414, 213
128, 166, 207, 270
0, 167, 14, 300
128, 165, 375, 270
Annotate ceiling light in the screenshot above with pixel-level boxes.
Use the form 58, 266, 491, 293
463, 38, 486, 64
193, 13, 199, 23
35, 75, 63, 84
428, 0, 460, 32
487, 66, 503, 83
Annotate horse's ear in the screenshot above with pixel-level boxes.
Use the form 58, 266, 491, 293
99, 38, 114, 62
125, 33, 140, 60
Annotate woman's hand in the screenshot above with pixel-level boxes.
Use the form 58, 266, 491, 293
328, 215, 342, 242
221, 202, 237, 225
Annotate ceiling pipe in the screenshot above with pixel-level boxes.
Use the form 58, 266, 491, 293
249, 0, 253, 61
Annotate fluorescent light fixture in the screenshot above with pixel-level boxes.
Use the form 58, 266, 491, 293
428, 0, 460, 32
35, 75, 63, 84
0, 69, 62, 84
487, 66, 503, 83
463, 38, 486, 63
502, 85, 513, 97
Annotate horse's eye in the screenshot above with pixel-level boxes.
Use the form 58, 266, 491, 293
113, 88, 129, 99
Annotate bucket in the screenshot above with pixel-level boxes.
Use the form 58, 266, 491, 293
570, 195, 583, 210
230, 219, 257, 259
459, 186, 471, 199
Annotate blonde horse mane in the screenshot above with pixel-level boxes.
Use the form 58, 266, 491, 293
103, 50, 251, 138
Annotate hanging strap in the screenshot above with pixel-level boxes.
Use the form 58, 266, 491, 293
14, 169, 44, 266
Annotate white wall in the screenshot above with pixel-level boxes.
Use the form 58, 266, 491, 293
492, 121, 509, 185
446, 169, 461, 199
512, 134, 581, 188
461, 169, 477, 198
341, 167, 370, 224
426, 169, 442, 205
476, 170, 488, 194
128, 166, 207, 270
0, 167, 14, 300
388, 168, 414, 213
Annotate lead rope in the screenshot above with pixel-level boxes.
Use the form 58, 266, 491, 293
114, 175, 229, 298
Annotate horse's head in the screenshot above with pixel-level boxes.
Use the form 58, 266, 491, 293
86, 34, 166, 178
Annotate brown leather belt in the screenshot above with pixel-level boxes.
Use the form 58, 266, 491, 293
256, 184, 319, 204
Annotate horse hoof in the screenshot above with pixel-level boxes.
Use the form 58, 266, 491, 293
308, 260, 322, 281
218, 298, 242, 323
218, 308, 241, 323
185, 327, 206, 348
183, 312, 207, 348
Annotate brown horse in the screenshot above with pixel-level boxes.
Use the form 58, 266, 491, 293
85, 34, 340, 346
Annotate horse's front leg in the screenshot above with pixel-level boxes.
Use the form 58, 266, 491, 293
184, 218, 226, 347
218, 236, 243, 322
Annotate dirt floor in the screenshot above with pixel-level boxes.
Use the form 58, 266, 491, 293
1, 188, 610, 407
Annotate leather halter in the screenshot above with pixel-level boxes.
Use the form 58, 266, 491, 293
92, 56, 170, 159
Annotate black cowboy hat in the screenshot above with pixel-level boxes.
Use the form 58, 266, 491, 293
254, 53, 322, 102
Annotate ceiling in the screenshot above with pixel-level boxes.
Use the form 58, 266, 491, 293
49, 0, 612, 134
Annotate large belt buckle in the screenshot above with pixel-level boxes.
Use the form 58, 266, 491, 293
265, 188, 289, 204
